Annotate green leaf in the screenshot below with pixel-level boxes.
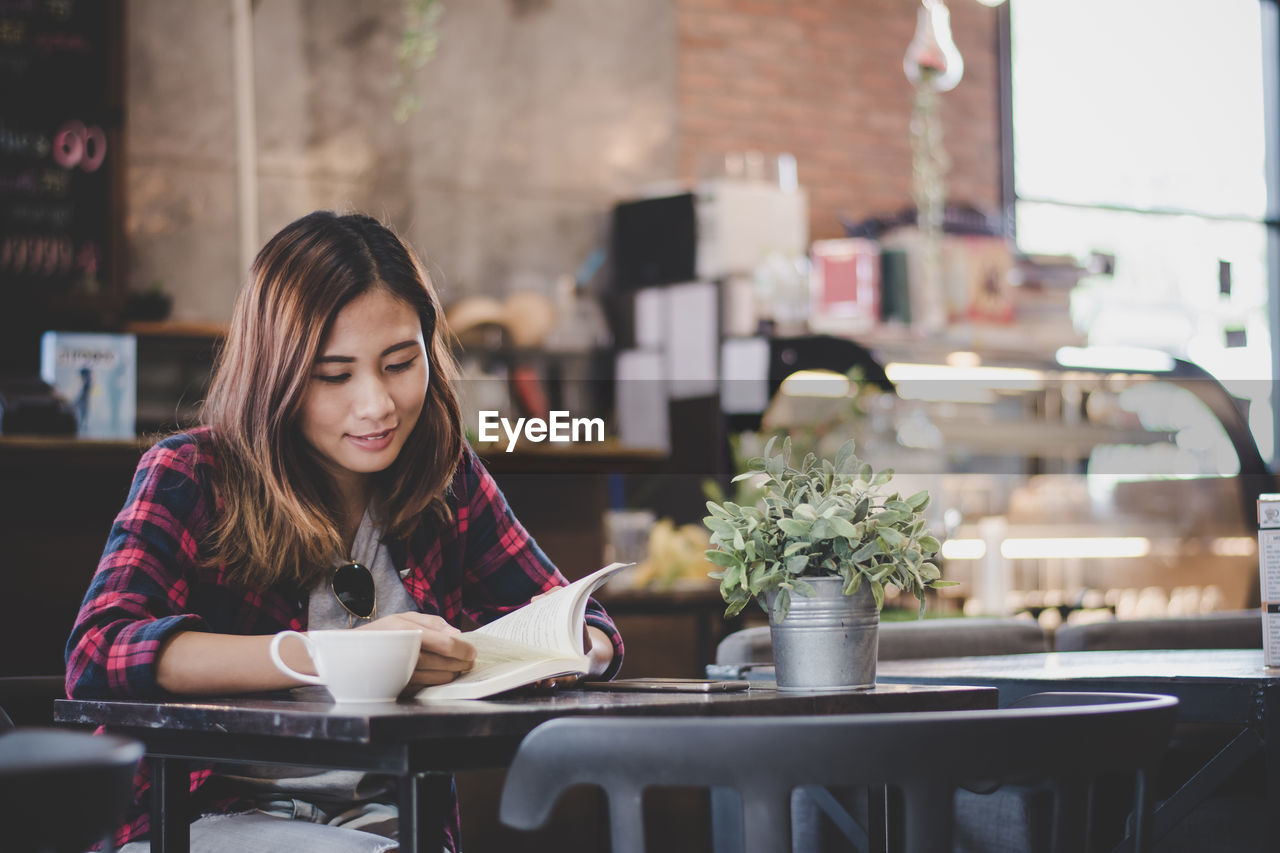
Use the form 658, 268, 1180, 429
791, 578, 815, 598
835, 440, 855, 473
704, 549, 740, 569
809, 518, 836, 541
852, 497, 870, 523
704, 517, 736, 538
843, 571, 864, 596
873, 509, 906, 525
705, 501, 731, 520
878, 527, 906, 549
783, 541, 809, 557
826, 515, 859, 538
731, 471, 757, 483
918, 535, 941, 554
849, 540, 880, 562
785, 555, 809, 575
724, 563, 745, 590
777, 518, 812, 538
794, 503, 818, 522
771, 587, 792, 622
755, 569, 786, 593
906, 490, 931, 509
869, 579, 884, 610
871, 469, 894, 487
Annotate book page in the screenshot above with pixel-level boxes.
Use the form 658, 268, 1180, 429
415, 563, 631, 701
464, 632, 569, 671
472, 562, 631, 658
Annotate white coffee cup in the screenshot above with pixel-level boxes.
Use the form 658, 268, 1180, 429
269, 629, 421, 703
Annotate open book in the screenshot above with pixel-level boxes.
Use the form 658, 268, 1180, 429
415, 562, 631, 701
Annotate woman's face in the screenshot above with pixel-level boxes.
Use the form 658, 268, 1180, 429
300, 287, 429, 494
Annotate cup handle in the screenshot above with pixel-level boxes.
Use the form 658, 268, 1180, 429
269, 630, 325, 686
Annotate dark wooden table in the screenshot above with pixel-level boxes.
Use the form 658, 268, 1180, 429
878, 648, 1280, 847
55, 682, 995, 853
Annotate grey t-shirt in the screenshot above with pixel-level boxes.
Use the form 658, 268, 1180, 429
309, 508, 420, 630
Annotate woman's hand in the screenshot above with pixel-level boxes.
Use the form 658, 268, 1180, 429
358, 612, 477, 687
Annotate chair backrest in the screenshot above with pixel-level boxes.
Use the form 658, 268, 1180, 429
0, 729, 143, 853
1052, 611, 1261, 652
500, 692, 1178, 853
715, 617, 1048, 666
0, 675, 67, 728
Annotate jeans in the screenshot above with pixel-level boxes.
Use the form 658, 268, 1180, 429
116, 806, 407, 853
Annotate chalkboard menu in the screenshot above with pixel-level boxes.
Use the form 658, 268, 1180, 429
0, 0, 122, 327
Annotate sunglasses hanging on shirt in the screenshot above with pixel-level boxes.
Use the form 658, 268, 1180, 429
332, 561, 377, 621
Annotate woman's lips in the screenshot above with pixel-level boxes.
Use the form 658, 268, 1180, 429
345, 427, 395, 452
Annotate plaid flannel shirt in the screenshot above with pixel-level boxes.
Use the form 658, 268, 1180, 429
65, 427, 623, 850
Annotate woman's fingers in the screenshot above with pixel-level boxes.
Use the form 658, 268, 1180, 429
411, 665, 472, 687
364, 611, 459, 635
357, 611, 477, 683
417, 631, 476, 667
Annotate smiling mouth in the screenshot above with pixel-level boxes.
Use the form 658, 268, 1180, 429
349, 428, 394, 442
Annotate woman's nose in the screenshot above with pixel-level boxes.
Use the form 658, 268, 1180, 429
353, 375, 395, 420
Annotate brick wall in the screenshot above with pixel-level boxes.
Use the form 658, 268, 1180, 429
675, 0, 1002, 240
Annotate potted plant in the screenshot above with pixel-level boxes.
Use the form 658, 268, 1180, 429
704, 436, 954, 690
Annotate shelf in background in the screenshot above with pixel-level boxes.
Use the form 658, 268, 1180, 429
0, 436, 663, 475
126, 320, 228, 339
473, 441, 664, 474
928, 416, 1175, 455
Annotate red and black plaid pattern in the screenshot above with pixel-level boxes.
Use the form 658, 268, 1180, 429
66, 428, 623, 848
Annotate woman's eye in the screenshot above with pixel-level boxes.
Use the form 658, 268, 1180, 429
386, 357, 418, 373
313, 374, 349, 385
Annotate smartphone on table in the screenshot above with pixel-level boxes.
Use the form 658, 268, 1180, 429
582, 678, 750, 693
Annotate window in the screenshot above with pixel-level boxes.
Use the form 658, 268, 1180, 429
1004, 0, 1275, 460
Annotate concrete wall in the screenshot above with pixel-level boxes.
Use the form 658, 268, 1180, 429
125, 0, 680, 321
123, 0, 997, 323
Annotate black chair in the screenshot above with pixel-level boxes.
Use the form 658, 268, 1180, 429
0, 675, 69, 727
499, 692, 1178, 853
0, 728, 143, 853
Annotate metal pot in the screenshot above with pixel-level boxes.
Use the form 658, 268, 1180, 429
766, 576, 879, 691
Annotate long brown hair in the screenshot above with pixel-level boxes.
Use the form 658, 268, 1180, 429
202, 211, 463, 589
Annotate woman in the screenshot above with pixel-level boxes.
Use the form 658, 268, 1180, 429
66, 211, 623, 852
